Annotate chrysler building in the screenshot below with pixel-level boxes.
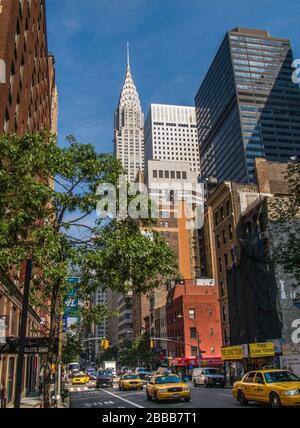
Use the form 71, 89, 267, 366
114, 45, 144, 182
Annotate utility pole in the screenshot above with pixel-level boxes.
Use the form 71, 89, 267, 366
14, 259, 32, 408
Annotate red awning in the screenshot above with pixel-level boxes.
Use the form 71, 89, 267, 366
172, 356, 222, 367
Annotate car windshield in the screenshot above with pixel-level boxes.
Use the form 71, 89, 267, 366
123, 375, 139, 380
205, 369, 220, 375
155, 376, 180, 384
264, 371, 300, 383
97, 371, 112, 377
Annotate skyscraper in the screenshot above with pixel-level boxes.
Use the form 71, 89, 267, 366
114, 45, 144, 182
144, 104, 200, 176
195, 28, 300, 183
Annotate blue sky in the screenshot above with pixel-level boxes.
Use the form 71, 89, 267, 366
46, 0, 300, 153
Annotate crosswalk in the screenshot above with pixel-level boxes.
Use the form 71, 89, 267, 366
69, 384, 119, 393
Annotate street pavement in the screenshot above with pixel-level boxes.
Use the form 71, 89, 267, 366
69, 381, 263, 409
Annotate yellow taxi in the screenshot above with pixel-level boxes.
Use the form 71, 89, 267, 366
118, 374, 143, 391
71, 372, 90, 385
146, 375, 191, 402
232, 369, 300, 407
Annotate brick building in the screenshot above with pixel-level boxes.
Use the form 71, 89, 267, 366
0, 0, 56, 134
201, 157, 299, 349
0, 0, 57, 406
166, 279, 222, 371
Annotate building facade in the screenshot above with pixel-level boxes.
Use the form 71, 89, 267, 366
0, 0, 57, 406
144, 104, 200, 175
132, 160, 203, 346
91, 288, 108, 361
0, 0, 56, 134
166, 280, 222, 370
114, 52, 144, 183
201, 157, 300, 350
195, 27, 300, 183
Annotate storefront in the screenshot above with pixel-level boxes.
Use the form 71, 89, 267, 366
171, 356, 222, 379
246, 342, 277, 371
221, 342, 280, 384
221, 345, 247, 384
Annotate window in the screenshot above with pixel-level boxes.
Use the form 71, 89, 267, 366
220, 281, 225, 297
218, 258, 222, 273
171, 171, 175, 179
215, 211, 219, 226
153, 170, 157, 178
176, 171, 181, 179
191, 346, 198, 357
216, 235, 221, 249
189, 308, 195, 319
182, 171, 187, 179
220, 206, 224, 220
208, 307, 213, 316
222, 306, 226, 322
222, 230, 227, 244
209, 328, 214, 336
224, 253, 228, 268
255, 373, 265, 385
159, 170, 163, 178
243, 372, 256, 383
190, 327, 197, 339
165, 171, 169, 179
228, 224, 233, 240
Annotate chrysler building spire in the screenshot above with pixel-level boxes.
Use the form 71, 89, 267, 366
127, 41, 130, 69
114, 45, 145, 182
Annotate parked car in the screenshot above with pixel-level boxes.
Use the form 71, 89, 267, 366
232, 369, 300, 408
146, 375, 190, 402
192, 367, 225, 388
96, 370, 114, 388
118, 374, 143, 391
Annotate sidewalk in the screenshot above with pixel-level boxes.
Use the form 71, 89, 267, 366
7, 395, 41, 409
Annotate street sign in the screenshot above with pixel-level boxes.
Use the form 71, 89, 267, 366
0, 337, 58, 355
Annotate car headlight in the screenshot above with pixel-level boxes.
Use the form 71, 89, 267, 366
283, 390, 299, 396
159, 389, 168, 393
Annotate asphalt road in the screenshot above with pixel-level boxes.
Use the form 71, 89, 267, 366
69, 381, 262, 409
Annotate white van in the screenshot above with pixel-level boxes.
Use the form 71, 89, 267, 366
192, 367, 225, 388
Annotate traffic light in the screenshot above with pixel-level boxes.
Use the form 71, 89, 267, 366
100, 339, 110, 350
150, 339, 154, 349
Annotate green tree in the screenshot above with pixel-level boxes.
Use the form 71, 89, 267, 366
0, 133, 178, 407
61, 334, 83, 365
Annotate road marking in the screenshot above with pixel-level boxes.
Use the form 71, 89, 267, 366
218, 394, 233, 398
99, 388, 144, 408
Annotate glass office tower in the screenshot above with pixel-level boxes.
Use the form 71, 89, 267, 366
195, 28, 300, 183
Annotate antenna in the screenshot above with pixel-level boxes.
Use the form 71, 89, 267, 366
127, 41, 130, 68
